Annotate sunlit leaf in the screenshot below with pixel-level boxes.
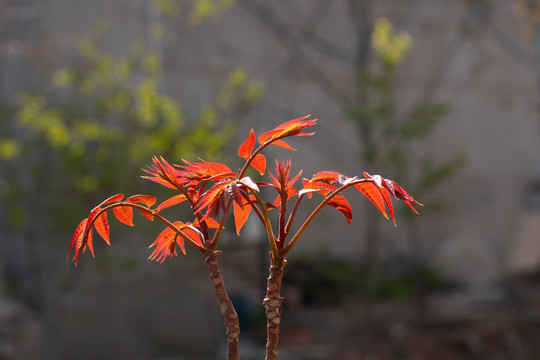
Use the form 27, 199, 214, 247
258, 115, 317, 145
181, 224, 204, 248
299, 181, 336, 195
99, 193, 124, 207
238, 128, 256, 160
327, 195, 353, 225
193, 216, 220, 228
127, 194, 157, 207
179, 158, 234, 181
148, 224, 179, 263
195, 179, 234, 214
156, 194, 188, 212
251, 154, 266, 175
86, 228, 95, 257
142, 156, 184, 189
113, 205, 134, 226
94, 212, 110, 245
233, 197, 252, 235
70, 218, 88, 254
310, 171, 341, 184
266, 139, 296, 151
354, 182, 389, 220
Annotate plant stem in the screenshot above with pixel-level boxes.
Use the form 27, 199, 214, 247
205, 251, 240, 360
264, 257, 285, 360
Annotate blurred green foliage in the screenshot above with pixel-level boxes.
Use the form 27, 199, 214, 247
0, 21, 263, 234
345, 18, 466, 214
190, 0, 236, 24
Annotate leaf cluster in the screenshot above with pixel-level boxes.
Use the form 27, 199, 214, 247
70, 116, 422, 266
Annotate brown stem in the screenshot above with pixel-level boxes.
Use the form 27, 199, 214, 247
264, 257, 285, 360
205, 251, 240, 360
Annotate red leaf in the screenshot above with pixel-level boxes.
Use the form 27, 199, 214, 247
355, 182, 389, 220
180, 225, 204, 248
300, 181, 336, 195
195, 179, 234, 214
267, 139, 296, 151
382, 178, 423, 214
238, 128, 256, 160
233, 197, 252, 235
99, 193, 124, 207
142, 156, 185, 189
141, 175, 179, 189
113, 205, 134, 226
156, 194, 188, 212
87, 206, 101, 223
327, 195, 353, 225
251, 154, 266, 175
94, 212, 110, 245
179, 159, 234, 181
86, 229, 95, 257
127, 195, 157, 207
148, 221, 203, 262
311, 171, 341, 184
193, 216, 220, 228
148, 225, 179, 263
70, 218, 88, 254
258, 115, 316, 145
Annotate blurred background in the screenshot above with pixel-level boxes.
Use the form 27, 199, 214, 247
1, 0, 540, 359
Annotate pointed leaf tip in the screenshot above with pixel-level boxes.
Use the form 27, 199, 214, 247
238, 129, 256, 160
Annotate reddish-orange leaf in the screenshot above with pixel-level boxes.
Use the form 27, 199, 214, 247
193, 216, 220, 228
380, 187, 395, 225
87, 206, 101, 223
126, 195, 157, 221
148, 225, 179, 263
86, 228, 95, 257
300, 181, 336, 196
233, 197, 252, 235
175, 235, 185, 255
258, 115, 314, 143
355, 182, 389, 220
148, 221, 203, 262
181, 225, 204, 248
70, 218, 88, 254
382, 178, 423, 214
251, 154, 266, 175
142, 156, 185, 189
327, 195, 353, 225
267, 139, 296, 151
127, 195, 156, 207
238, 128, 256, 160
140, 210, 155, 221
113, 205, 134, 226
156, 194, 188, 212
94, 212, 110, 245
195, 179, 234, 214
179, 159, 234, 181
99, 193, 124, 207
141, 175, 178, 189
311, 171, 341, 184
